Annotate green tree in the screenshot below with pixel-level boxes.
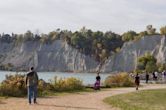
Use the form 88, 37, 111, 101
16, 34, 24, 43
160, 26, 166, 35
40, 34, 48, 44
122, 31, 137, 42
158, 63, 166, 72
137, 53, 157, 72
138, 31, 148, 37
48, 31, 57, 41
23, 30, 34, 41
104, 31, 123, 52
145, 61, 157, 73
146, 25, 156, 35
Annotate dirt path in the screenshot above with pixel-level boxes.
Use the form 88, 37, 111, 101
0, 84, 166, 110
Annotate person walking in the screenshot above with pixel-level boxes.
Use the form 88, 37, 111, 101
135, 73, 140, 90
164, 71, 166, 83
152, 72, 156, 80
145, 73, 149, 84
162, 70, 166, 83
155, 71, 158, 81
26, 67, 38, 104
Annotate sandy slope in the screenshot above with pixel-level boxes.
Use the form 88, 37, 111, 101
0, 84, 166, 110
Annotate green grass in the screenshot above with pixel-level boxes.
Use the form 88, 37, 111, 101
104, 89, 166, 110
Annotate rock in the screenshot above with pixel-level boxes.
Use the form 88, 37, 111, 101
102, 35, 166, 72
2, 35, 166, 73
0, 39, 99, 72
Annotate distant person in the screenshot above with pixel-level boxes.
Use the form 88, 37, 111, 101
152, 72, 156, 80
162, 71, 165, 82
164, 71, 166, 82
162, 70, 166, 83
145, 73, 149, 83
26, 67, 38, 104
164, 71, 166, 83
94, 72, 101, 90
155, 71, 158, 80
135, 73, 140, 90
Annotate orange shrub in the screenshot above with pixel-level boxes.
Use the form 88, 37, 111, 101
104, 72, 135, 87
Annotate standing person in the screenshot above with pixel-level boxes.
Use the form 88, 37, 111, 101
162, 70, 166, 83
162, 71, 165, 82
26, 67, 38, 104
164, 71, 166, 83
135, 73, 140, 90
152, 72, 156, 80
94, 72, 101, 90
145, 73, 149, 84
155, 71, 158, 81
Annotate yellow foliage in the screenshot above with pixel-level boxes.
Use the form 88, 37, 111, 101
104, 72, 134, 87
51, 77, 84, 91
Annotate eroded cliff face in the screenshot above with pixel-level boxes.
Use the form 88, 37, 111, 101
0, 39, 99, 72
102, 35, 166, 72
1, 35, 166, 73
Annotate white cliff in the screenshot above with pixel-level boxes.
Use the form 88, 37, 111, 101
102, 35, 166, 72
0, 40, 99, 72
2, 35, 166, 73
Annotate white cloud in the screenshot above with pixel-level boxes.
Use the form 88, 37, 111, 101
0, 0, 166, 34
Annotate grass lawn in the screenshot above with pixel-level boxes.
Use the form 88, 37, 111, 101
104, 89, 166, 110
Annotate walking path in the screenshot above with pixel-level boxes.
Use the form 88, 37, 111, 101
0, 84, 166, 110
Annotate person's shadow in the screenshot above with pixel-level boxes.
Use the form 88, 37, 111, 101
0, 101, 6, 104
37, 103, 98, 110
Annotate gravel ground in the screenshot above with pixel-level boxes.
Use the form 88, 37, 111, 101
0, 84, 166, 110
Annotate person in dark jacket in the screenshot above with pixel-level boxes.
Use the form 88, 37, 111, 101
152, 72, 156, 80
26, 67, 38, 104
145, 73, 149, 84
135, 73, 140, 90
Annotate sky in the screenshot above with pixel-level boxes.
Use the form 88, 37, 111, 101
0, 0, 166, 34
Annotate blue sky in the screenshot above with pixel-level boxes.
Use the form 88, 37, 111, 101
0, 0, 165, 34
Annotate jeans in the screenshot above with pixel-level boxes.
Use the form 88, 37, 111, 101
28, 85, 37, 104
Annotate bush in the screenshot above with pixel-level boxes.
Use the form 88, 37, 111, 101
50, 77, 84, 92
0, 74, 85, 97
0, 74, 53, 97
160, 26, 166, 35
37, 79, 53, 96
104, 72, 135, 88
0, 74, 26, 97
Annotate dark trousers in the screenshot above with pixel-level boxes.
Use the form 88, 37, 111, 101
28, 85, 37, 104
146, 78, 149, 83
